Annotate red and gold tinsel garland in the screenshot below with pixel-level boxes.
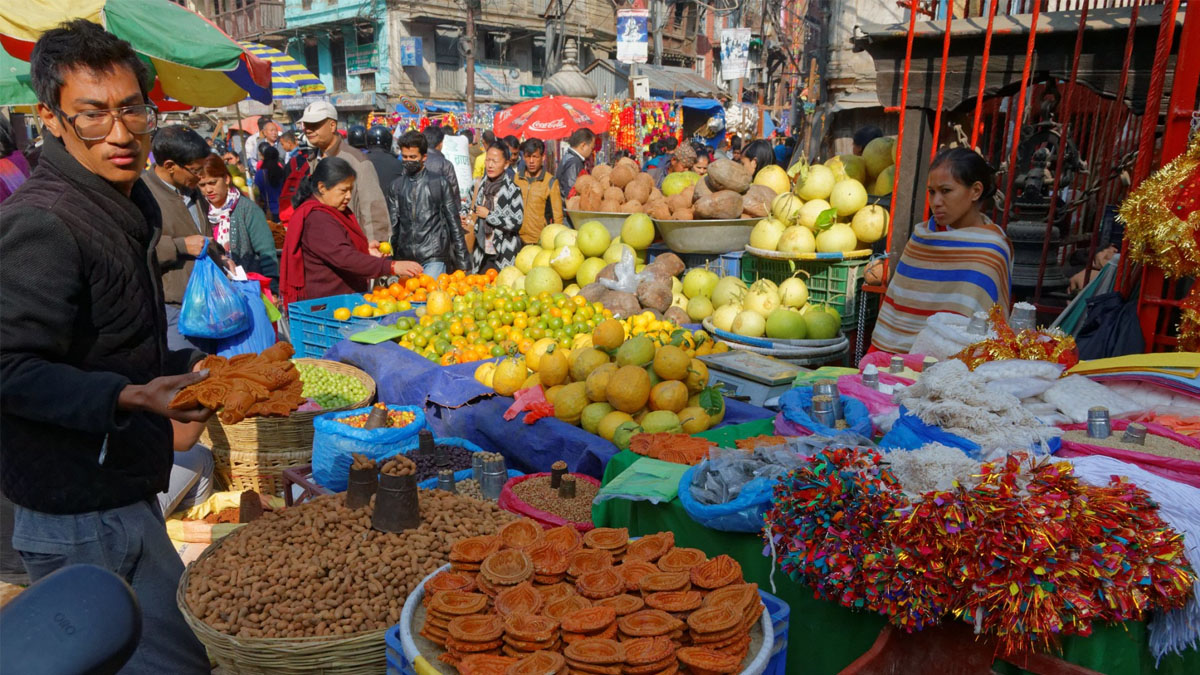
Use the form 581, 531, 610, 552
1118, 133, 1200, 278
952, 304, 1079, 371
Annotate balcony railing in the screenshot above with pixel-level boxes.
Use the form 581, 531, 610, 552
212, 0, 285, 41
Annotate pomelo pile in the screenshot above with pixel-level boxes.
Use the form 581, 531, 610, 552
751, 137, 897, 255
705, 275, 842, 341
484, 318, 728, 449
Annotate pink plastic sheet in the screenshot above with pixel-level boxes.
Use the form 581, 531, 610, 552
1057, 419, 1200, 489
498, 472, 601, 531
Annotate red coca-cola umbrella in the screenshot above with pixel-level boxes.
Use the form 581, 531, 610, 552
491, 96, 609, 140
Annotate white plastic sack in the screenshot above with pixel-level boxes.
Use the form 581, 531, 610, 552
1041, 375, 1143, 423
909, 312, 993, 361
973, 360, 1065, 381
598, 247, 651, 295
441, 134, 473, 209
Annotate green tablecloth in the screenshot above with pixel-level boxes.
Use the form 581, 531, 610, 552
593, 450, 1200, 675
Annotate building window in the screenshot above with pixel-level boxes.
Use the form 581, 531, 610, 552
331, 34, 347, 92
359, 72, 376, 91
304, 38, 320, 77
532, 37, 546, 79
302, 0, 312, 9
434, 29, 461, 66
482, 32, 511, 64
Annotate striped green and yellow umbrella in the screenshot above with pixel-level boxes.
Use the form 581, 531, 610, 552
0, 0, 272, 107
238, 41, 325, 100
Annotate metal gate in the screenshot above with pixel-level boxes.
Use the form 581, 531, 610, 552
856, 0, 1197, 352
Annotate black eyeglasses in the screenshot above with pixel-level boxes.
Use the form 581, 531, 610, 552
58, 104, 158, 141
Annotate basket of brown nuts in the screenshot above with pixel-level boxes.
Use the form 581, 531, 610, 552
177, 488, 517, 674
203, 358, 376, 496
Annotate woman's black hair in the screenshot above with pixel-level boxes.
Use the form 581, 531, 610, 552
487, 142, 511, 163
930, 147, 997, 204
741, 139, 776, 173
260, 145, 284, 187
293, 156, 356, 208
0, 114, 15, 158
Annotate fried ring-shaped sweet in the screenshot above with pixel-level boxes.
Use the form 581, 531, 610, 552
616, 610, 684, 638
595, 593, 644, 616
656, 547, 707, 573
622, 635, 676, 665
528, 542, 570, 576
505, 650, 565, 675
686, 605, 740, 635
582, 527, 628, 551
451, 535, 502, 563
689, 554, 742, 590
560, 605, 617, 633
494, 581, 544, 617
567, 549, 613, 578
458, 653, 518, 675
501, 634, 558, 652
644, 591, 703, 613
564, 637, 625, 665
429, 591, 489, 616
498, 518, 545, 550
676, 646, 741, 674
543, 524, 583, 555
503, 613, 560, 642
625, 532, 674, 563
481, 549, 534, 586
575, 568, 624, 599
544, 594, 592, 621
445, 637, 504, 653
637, 571, 691, 594
615, 561, 661, 592
701, 583, 759, 612
448, 614, 505, 643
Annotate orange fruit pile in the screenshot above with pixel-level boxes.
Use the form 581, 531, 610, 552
363, 269, 499, 305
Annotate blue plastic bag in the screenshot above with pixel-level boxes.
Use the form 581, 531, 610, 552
312, 405, 427, 491
179, 243, 251, 338
215, 280, 277, 357
778, 387, 873, 438
879, 406, 1062, 459
677, 462, 778, 533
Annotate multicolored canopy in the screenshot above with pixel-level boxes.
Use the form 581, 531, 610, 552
0, 0, 272, 107
238, 41, 325, 100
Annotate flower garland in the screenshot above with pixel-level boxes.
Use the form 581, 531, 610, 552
605, 99, 680, 155
764, 447, 1196, 656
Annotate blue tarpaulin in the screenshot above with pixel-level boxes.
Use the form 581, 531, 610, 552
323, 339, 774, 478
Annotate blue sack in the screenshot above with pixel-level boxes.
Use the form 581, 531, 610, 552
215, 280, 277, 357
879, 406, 1062, 459
312, 405, 427, 491
179, 243, 251, 338
778, 387, 873, 438
677, 462, 777, 533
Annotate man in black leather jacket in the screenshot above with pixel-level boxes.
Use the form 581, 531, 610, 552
387, 130, 469, 275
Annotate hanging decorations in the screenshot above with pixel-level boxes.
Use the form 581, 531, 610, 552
1118, 133, 1200, 279
604, 98, 682, 156
764, 447, 1196, 656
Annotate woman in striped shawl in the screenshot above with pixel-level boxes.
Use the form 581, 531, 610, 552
872, 148, 1013, 354
470, 143, 524, 272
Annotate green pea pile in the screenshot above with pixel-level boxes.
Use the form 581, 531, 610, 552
296, 362, 369, 410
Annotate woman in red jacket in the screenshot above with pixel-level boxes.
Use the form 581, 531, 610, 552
280, 157, 421, 304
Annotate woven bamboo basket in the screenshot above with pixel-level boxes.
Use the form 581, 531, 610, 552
203, 358, 375, 496
177, 536, 388, 674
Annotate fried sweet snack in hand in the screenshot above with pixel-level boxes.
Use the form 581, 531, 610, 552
169, 342, 303, 424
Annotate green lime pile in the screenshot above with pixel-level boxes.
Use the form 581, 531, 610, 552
296, 362, 369, 410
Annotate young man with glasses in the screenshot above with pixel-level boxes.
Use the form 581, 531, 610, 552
144, 124, 221, 351
0, 19, 211, 673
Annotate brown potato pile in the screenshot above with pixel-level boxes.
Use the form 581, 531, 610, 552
184, 490, 518, 639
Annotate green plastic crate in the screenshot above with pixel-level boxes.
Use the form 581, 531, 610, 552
739, 254, 878, 333
693, 418, 776, 446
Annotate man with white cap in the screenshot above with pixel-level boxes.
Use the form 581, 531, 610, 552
298, 100, 390, 242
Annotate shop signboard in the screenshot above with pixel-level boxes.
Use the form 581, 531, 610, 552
347, 43, 378, 75
398, 37, 422, 67
520, 85, 543, 98
474, 62, 522, 101
720, 27, 751, 81
616, 8, 649, 64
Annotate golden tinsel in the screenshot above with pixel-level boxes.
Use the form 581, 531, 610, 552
1117, 134, 1200, 278
952, 304, 1079, 371
1179, 287, 1200, 353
